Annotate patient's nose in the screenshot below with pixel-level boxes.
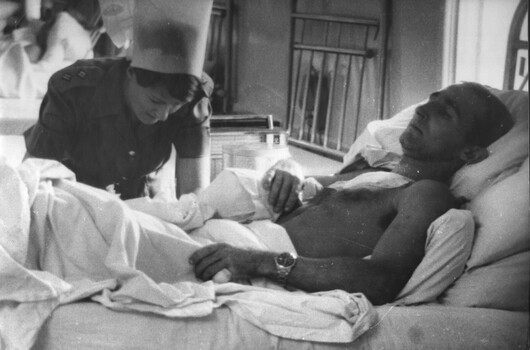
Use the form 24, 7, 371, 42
415, 105, 428, 119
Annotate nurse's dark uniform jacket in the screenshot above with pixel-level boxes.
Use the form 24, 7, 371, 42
24, 57, 213, 200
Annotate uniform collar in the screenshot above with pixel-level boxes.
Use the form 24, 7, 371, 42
89, 59, 129, 119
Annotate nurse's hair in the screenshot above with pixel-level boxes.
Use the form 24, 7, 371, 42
131, 67, 204, 103
458, 82, 513, 148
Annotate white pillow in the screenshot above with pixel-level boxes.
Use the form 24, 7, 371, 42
440, 250, 530, 311
340, 88, 529, 202
394, 209, 474, 305
465, 157, 529, 268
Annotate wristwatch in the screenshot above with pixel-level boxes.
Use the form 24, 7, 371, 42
274, 252, 298, 285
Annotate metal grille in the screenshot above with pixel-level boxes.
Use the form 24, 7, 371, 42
287, 0, 389, 160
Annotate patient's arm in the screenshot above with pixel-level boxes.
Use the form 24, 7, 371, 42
190, 179, 454, 305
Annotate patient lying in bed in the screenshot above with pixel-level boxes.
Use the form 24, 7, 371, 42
0, 83, 518, 349
189, 82, 514, 304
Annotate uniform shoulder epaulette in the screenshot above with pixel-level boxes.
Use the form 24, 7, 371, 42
200, 72, 214, 97
50, 63, 106, 93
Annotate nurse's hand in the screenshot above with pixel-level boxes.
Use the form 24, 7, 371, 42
261, 159, 304, 213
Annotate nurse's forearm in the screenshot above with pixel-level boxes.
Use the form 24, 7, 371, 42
176, 157, 211, 196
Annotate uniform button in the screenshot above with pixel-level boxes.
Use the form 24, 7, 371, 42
129, 150, 136, 162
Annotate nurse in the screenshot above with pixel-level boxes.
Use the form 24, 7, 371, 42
24, 0, 214, 199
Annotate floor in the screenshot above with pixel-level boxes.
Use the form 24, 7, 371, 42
288, 145, 342, 176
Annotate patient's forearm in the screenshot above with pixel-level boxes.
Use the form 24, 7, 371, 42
312, 168, 379, 187
254, 254, 406, 305
285, 256, 406, 304
190, 244, 407, 304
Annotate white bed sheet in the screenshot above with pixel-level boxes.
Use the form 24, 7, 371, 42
33, 302, 529, 350
0, 135, 25, 166
0, 98, 40, 135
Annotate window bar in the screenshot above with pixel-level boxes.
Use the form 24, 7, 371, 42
292, 44, 369, 56
323, 23, 343, 148
377, 0, 390, 120
298, 49, 315, 140
353, 25, 371, 140
292, 13, 379, 27
519, 72, 529, 91
289, 17, 307, 133
309, 21, 330, 144
336, 53, 353, 151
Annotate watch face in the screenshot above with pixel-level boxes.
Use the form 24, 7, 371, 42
277, 253, 296, 267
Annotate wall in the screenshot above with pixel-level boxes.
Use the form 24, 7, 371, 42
230, 0, 447, 125
230, 0, 291, 121
385, 0, 446, 116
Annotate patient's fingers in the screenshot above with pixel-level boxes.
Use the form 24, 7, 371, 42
284, 184, 301, 212
268, 172, 284, 208
274, 172, 292, 212
192, 251, 225, 280
189, 243, 220, 265
189, 244, 224, 278
261, 168, 276, 190
202, 260, 229, 281
269, 171, 303, 213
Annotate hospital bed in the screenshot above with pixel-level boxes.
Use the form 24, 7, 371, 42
1, 3, 529, 350
0, 85, 526, 350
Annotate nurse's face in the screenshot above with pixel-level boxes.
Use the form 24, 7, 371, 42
125, 71, 187, 125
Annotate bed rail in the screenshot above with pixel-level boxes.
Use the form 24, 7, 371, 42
287, 0, 390, 160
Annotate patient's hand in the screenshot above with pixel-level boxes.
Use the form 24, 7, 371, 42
261, 159, 304, 213
189, 243, 271, 282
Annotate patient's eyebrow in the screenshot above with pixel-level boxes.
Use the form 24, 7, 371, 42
430, 92, 460, 116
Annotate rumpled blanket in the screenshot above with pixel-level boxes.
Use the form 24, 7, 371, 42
0, 158, 377, 350
0, 36, 69, 100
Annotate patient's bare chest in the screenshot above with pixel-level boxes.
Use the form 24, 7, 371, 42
280, 187, 398, 258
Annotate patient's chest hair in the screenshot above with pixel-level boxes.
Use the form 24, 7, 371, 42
281, 183, 415, 258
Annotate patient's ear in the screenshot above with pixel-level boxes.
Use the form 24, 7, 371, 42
458, 146, 489, 165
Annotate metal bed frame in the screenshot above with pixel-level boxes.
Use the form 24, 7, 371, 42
503, 0, 528, 91
287, 0, 390, 160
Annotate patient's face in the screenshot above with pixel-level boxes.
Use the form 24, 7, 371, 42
399, 85, 486, 161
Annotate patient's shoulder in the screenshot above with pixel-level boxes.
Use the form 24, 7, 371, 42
397, 179, 455, 214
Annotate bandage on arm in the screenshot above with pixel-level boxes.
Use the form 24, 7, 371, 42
300, 177, 324, 202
